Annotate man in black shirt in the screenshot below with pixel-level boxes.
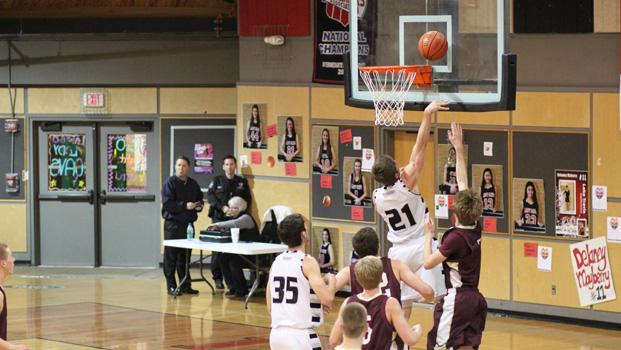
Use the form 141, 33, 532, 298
206, 155, 251, 289
161, 156, 204, 296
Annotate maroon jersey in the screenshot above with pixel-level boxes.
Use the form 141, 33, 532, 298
350, 257, 401, 300
348, 294, 396, 350
439, 224, 482, 289
0, 286, 6, 340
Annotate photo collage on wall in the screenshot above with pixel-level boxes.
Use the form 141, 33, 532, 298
311, 125, 376, 223
241, 103, 304, 173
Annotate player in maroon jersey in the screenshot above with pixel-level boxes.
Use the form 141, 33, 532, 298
334, 302, 368, 350
330, 256, 423, 350
423, 122, 487, 350
335, 227, 434, 302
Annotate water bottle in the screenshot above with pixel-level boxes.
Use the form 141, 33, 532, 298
186, 223, 194, 240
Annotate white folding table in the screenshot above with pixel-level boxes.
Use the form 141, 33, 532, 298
163, 239, 287, 308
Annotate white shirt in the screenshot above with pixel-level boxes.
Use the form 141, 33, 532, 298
374, 180, 429, 244
269, 250, 323, 329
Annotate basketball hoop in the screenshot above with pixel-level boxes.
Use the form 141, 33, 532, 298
358, 65, 432, 127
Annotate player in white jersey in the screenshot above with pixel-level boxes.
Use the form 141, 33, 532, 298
372, 100, 448, 314
267, 213, 336, 350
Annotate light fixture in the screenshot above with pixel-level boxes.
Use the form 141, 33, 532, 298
264, 35, 285, 46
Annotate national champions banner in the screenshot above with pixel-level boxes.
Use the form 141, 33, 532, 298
313, 0, 376, 84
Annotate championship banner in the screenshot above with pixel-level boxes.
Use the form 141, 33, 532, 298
570, 237, 616, 307
313, 0, 376, 84
555, 170, 588, 237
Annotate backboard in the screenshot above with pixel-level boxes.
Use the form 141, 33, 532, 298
344, 0, 516, 112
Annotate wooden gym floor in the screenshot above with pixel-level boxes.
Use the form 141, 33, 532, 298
3, 267, 620, 350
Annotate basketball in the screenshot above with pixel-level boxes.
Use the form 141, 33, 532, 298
322, 195, 332, 208
418, 31, 448, 61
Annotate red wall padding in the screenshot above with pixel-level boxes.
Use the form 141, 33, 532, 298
239, 0, 310, 36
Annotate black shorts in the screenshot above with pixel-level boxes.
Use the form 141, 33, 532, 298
427, 288, 487, 350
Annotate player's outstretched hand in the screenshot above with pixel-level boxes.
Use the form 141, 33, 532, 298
424, 217, 435, 237
425, 100, 450, 114
411, 324, 423, 339
447, 122, 463, 149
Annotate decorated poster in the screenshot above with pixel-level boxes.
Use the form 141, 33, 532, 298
570, 237, 616, 306
48, 134, 86, 192
193, 143, 214, 174
353, 136, 362, 150
107, 134, 147, 192
607, 217, 621, 243
537, 246, 552, 272
592, 185, 607, 211
361, 148, 374, 173
555, 170, 589, 237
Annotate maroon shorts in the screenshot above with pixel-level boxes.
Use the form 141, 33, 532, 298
427, 288, 487, 350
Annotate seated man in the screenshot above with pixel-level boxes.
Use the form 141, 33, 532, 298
208, 196, 260, 298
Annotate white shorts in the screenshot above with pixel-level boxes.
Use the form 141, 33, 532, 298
388, 237, 446, 305
270, 327, 321, 350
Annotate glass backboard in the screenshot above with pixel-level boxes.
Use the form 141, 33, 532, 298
344, 0, 516, 112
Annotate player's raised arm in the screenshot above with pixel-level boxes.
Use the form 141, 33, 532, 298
335, 266, 351, 291
401, 100, 449, 190
328, 297, 349, 346
447, 122, 467, 191
303, 255, 336, 307
423, 217, 448, 270
386, 297, 423, 346
394, 259, 434, 301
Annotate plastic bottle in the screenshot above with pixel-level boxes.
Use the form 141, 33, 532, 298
187, 223, 194, 240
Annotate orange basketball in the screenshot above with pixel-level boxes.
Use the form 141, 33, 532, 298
322, 195, 332, 208
267, 156, 275, 168
418, 31, 448, 61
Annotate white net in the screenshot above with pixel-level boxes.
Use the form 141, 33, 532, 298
359, 68, 416, 127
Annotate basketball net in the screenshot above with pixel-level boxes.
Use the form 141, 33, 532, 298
359, 67, 416, 127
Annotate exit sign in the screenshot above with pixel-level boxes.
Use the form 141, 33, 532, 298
83, 92, 105, 108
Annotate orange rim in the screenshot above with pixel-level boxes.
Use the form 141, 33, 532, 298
358, 64, 432, 73
358, 65, 433, 87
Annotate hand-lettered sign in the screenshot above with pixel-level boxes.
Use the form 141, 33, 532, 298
570, 237, 616, 306
108, 134, 147, 192
48, 134, 87, 191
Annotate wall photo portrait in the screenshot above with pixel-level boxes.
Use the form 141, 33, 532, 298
472, 164, 504, 218
243, 103, 267, 149
311, 226, 339, 273
277, 116, 303, 162
342, 156, 372, 207
312, 125, 339, 175
513, 178, 546, 233
437, 143, 468, 195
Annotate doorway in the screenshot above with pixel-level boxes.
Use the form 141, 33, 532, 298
35, 121, 160, 267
